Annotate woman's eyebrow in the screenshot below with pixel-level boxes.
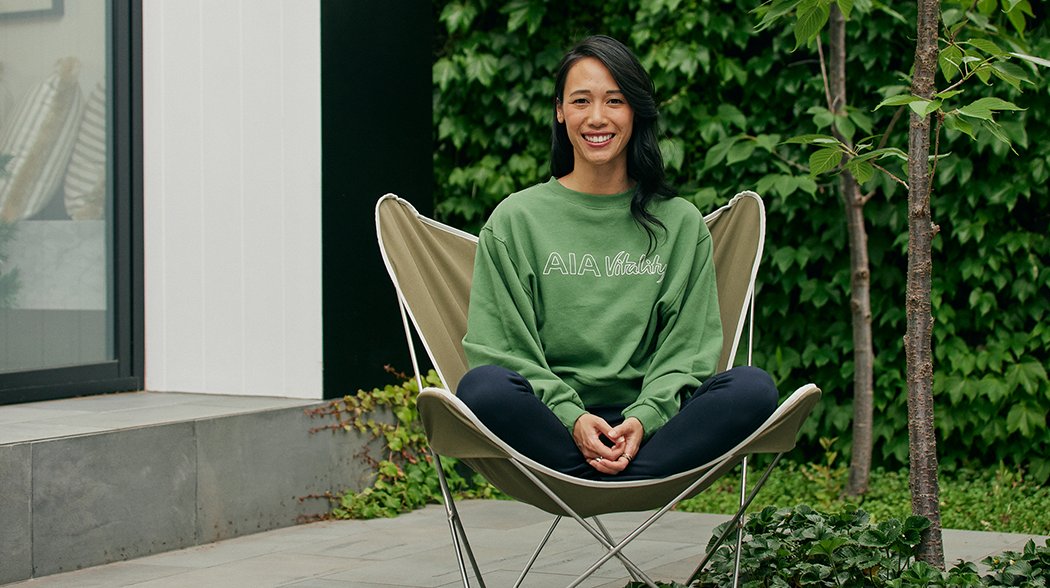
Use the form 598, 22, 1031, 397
567, 88, 623, 96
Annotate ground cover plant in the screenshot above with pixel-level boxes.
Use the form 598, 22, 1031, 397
316, 371, 1048, 536
629, 508, 1050, 587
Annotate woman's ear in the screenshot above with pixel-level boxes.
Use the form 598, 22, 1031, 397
555, 98, 564, 124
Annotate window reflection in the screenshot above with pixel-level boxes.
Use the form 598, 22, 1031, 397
0, 0, 111, 373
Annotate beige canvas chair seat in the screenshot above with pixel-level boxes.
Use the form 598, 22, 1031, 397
376, 192, 821, 588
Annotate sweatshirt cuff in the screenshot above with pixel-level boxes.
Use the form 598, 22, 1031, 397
551, 402, 587, 432
621, 405, 664, 440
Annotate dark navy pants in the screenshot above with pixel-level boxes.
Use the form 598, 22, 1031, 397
456, 365, 778, 481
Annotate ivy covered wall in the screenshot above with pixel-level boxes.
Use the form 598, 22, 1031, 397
431, 0, 1049, 479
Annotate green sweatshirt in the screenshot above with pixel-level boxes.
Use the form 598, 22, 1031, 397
462, 178, 723, 438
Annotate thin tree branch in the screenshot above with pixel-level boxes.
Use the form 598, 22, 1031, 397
877, 106, 906, 151
773, 149, 810, 172
816, 35, 834, 111
873, 163, 910, 191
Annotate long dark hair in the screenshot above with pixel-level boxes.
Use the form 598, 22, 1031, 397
551, 35, 674, 248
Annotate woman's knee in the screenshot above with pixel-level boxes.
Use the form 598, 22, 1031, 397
456, 365, 530, 409
731, 366, 779, 413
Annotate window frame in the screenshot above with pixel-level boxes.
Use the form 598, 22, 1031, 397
0, 0, 143, 405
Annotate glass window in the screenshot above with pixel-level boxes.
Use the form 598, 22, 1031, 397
0, 1, 114, 375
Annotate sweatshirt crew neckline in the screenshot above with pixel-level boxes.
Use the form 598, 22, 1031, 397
546, 177, 636, 209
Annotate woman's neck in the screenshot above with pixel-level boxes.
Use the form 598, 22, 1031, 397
557, 167, 633, 195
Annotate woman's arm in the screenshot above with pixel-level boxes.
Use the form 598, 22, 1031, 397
462, 227, 588, 431
623, 228, 723, 438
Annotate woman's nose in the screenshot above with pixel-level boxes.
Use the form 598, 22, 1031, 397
587, 104, 607, 126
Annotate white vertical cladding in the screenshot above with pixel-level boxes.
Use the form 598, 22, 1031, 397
143, 0, 323, 398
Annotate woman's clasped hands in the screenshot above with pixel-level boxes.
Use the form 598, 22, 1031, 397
572, 413, 643, 475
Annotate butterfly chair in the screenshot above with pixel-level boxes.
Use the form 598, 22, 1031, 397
375, 191, 821, 588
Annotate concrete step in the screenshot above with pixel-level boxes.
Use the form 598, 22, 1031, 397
0, 392, 375, 585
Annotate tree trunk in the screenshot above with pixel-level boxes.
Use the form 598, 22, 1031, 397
906, 0, 945, 569
827, 5, 875, 497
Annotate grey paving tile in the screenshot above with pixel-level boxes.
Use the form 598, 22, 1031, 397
66, 402, 286, 430
2, 562, 191, 588
126, 553, 350, 588
129, 536, 290, 569
941, 528, 1048, 565
0, 405, 93, 424
186, 395, 316, 410
280, 580, 370, 588
0, 421, 112, 445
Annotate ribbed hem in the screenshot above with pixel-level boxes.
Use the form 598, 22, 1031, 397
543, 177, 636, 209
552, 401, 588, 432
621, 404, 663, 441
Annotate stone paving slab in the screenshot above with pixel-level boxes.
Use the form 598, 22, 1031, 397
6, 500, 1047, 588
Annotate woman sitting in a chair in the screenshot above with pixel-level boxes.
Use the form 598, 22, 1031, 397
458, 35, 778, 481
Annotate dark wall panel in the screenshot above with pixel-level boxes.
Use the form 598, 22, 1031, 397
321, 2, 433, 397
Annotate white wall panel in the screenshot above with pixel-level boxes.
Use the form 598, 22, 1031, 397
143, 0, 322, 398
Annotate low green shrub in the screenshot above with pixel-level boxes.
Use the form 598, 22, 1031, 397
678, 441, 1049, 535
687, 507, 1050, 588
308, 367, 501, 519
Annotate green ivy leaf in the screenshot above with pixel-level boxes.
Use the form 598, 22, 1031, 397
660, 137, 686, 171
1007, 361, 1047, 394
433, 58, 459, 92
439, 2, 478, 34
464, 52, 500, 87
1006, 404, 1043, 436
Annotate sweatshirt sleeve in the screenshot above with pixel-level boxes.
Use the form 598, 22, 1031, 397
622, 229, 723, 438
462, 226, 587, 431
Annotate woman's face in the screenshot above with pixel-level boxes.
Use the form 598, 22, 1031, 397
556, 57, 634, 178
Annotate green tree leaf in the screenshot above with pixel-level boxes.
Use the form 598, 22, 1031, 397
727, 139, 757, 164
958, 97, 1024, 121
875, 94, 924, 110
809, 147, 842, 176
794, 1, 830, 50
943, 113, 977, 139
1008, 51, 1050, 68
938, 45, 963, 82
847, 159, 875, 183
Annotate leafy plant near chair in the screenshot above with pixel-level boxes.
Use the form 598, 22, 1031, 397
634, 506, 1050, 587
308, 366, 501, 519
